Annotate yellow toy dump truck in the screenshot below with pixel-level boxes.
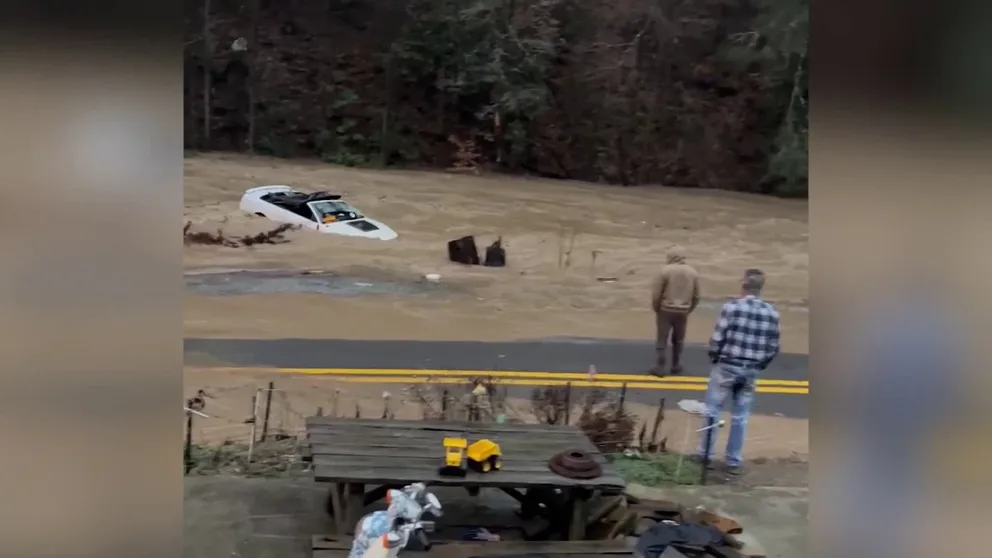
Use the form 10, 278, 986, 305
467, 439, 502, 473
439, 437, 468, 477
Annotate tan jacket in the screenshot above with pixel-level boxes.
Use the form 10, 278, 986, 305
652, 252, 700, 314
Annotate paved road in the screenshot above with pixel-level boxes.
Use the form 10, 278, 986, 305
185, 337, 809, 418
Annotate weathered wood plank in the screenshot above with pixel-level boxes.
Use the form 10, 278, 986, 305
313, 464, 626, 490
313, 534, 352, 550
345, 483, 365, 535
311, 452, 606, 470
307, 436, 601, 457
450, 554, 631, 558
328, 483, 344, 534
567, 488, 592, 540
313, 455, 610, 477
306, 429, 595, 447
314, 552, 630, 558
307, 428, 594, 448
310, 443, 607, 464
435, 540, 632, 552
306, 417, 581, 434
312, 536, 631, 554
306, 426, 598, 441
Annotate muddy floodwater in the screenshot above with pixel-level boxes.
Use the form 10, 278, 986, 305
185, 270, 449, 298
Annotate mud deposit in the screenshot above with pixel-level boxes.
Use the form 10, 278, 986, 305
185, 270, 449, 298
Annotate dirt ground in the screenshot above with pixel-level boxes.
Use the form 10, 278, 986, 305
183, 153, 808, 352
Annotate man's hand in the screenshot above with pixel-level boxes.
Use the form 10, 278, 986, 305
709, 301, 732, 365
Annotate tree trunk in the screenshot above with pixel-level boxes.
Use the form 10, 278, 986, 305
379, 55, 393, 167
436, 67, 445, 139
202, 0, 212, 149
246, 0, 260, 153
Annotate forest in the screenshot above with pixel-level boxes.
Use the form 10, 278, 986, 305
183, 0, 808, 197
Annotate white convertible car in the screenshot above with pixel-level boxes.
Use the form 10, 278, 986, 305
239, 185, 397, 240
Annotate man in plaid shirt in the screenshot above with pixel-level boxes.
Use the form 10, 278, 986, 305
697, 269, 781, 473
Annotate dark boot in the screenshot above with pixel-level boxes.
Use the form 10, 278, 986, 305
648, 353, 667, 377
648, 365, 667, 377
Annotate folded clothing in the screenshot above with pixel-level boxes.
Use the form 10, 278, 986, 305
635, 522, 725, 558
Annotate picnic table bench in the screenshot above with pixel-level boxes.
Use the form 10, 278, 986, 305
305, 417, 627, 541
312, 535, 635, 558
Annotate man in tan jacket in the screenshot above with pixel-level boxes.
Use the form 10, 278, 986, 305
650, 247, 700, 376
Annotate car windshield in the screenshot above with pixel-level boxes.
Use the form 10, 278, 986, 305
310, 200, 362, 219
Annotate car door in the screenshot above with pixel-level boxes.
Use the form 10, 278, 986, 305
305, 202, 325, 231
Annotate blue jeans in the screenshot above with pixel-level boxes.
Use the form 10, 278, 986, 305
696, 363, 757, 467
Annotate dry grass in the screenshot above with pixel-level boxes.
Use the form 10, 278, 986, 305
183, 153, 808, 351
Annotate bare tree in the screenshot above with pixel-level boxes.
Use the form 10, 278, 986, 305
202, 0, 212, 149
246, 0, 260, 153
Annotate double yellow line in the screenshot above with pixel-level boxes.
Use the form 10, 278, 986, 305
278, 368, 809, 395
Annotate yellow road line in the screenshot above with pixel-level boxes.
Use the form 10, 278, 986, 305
331, 376, 808, 395
277, 367, 809, 388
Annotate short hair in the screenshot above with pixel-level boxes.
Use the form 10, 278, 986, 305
743, 269, 765, 292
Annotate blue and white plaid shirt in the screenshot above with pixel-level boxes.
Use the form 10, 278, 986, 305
708, 295, 781, 370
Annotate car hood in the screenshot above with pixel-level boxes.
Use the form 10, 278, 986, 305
319, 218, 397, 240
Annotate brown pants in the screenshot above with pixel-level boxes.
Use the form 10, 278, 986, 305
655, 310, 689, 371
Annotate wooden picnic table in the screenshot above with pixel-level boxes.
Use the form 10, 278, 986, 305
305, 417, 627, 541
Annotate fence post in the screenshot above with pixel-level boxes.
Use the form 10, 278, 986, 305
316, 406, 324, 417
650, 397, 665, 451
617, 383, 627, 417
701, 414, 714, 485
261, 381, 274, 441
184, 409, 194, 474
441, 389, 449, 420
247, 391, 260, 463
563, 382, 572, 425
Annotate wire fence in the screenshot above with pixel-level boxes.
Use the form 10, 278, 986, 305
183, 376, 807, 478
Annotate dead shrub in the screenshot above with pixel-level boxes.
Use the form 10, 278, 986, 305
530, 386, 570, 425
577, 389, 636, 453
183, 221, 298, 247
403, 377, 504, 422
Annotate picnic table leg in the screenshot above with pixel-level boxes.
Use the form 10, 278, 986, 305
566, 487, 592, 541
327, 483, 345, 534
345, 483, 366, 535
